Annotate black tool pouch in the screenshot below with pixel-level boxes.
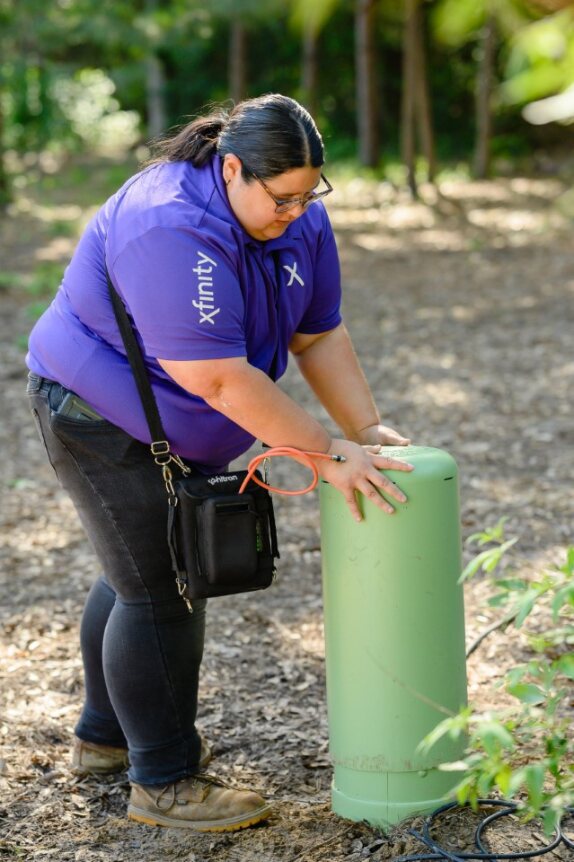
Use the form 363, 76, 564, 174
167, 470, 278, 601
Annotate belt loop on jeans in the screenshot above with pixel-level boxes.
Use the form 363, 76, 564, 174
27, 373, 53, 395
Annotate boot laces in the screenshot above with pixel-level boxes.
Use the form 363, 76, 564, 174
154, 774, 227, 810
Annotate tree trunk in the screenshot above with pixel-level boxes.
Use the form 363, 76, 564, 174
413, 2, 435, 183
144, 0, 167, 138
229, 18, 248, 104
146, 54, 167, 138
401, 0, 417, 196
0, 92, 9, 209
473, 15, 496, 179
301, 23, 319, 117
355, 0, 379, 168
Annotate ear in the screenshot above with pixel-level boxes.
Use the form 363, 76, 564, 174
222, 153, 243, 186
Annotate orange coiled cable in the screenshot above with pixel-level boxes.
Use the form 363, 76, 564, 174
239, 446, 345, 496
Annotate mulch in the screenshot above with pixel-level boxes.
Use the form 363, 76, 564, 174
1, 171, 573, 861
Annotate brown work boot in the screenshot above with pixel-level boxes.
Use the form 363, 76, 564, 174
71, 738, 129, 775
71, 735, 211, 776
127, 774, 271, 832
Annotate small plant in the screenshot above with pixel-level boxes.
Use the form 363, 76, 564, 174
420, 521, 574, 834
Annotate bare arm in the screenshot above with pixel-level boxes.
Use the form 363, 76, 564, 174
158, 356, 331, 452
157, 354, 412, 521
290, 323, 410, 446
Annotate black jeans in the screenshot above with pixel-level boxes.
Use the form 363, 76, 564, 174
27, 374, 207, 786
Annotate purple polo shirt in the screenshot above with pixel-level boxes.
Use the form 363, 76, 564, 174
27, 156, 342, 468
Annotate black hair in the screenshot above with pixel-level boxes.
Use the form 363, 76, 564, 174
148, 94, 324, 180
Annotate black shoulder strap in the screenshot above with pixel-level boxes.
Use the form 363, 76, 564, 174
105, 269, 166, 445
269, 251, 284, 382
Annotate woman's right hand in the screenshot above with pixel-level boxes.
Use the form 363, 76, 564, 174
316, 439, 414, 522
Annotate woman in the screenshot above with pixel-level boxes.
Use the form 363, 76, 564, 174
26, 94, 413, 832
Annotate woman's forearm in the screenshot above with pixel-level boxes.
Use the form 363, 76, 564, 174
294, 324, 380, 441
158, 352, 412, 521
158, 356, 331, 452
205, 366, 332, 451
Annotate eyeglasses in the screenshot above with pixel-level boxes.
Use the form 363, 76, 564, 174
248, 171, 333, 213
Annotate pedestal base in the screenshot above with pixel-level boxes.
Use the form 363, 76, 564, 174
332, 767, 458, 829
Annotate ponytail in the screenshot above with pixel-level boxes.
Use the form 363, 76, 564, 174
147, 110, 228, 166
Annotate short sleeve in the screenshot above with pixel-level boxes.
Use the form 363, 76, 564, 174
296, 212, 342, 334
111, 227, 247, 361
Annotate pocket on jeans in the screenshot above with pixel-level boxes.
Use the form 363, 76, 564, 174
50, 411, 110, 430
49, 408, 145, 469
48, 389, 108, 427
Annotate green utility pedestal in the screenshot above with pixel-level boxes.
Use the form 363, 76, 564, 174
319, 445, 467, 828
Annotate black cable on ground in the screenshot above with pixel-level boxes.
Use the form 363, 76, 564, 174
392, 799, 573, 861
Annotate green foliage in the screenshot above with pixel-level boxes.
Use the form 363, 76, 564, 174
0, 271, 26, 292
0, 261, 65, 299
433, 0, 488, 46
421, 528, 574, 834
433, 0, 574, 124
50, 68, 140, 151
289, 0, 342, 37
502, 8, 574, 107
11, 262, 62, 332
433, 0, 534, 46
1, 0, 573, 186
459, 539, 519, 582
24, 261, 65, 298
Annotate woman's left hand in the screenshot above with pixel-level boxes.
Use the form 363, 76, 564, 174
353, 423, 411, 448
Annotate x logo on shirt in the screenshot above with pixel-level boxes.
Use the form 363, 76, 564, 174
283, 261, 305, 287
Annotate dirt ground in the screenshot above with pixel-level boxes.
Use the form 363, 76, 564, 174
1, 159, 573, 861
